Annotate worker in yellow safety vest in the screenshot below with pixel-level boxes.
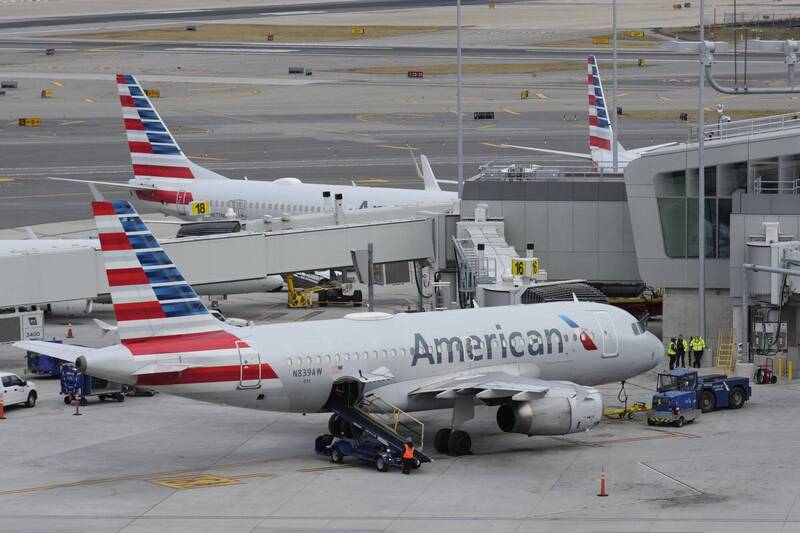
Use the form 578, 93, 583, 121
667, 338, 677, 370
402, 437, 415, 475
691, 336, 706, 368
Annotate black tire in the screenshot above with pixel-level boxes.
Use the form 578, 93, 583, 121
330, 447, 344, 464
411, 458, 421, 469
434, 428, 451, 454
700, 390, 716, 413
626, 411, 635, 420
79, 397, 88, 407
63, 396, 72, 405
116, 394, 125, 402
447, 430, 472, 456
315, 434, 334, 454
376, 457, 388, 472
98, 395, 106, 402
729, 387, 746, 409
771, 375, 778, 384
674, 416, 685, 428
328, 414, 341, 435
352, 290, 363, 307
755, 368, 765, 384
25, 392, 36, 408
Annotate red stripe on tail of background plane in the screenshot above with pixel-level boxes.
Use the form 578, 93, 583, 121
98, 232, 132, 251
119, 95, 135, 107
132, 164, 194, 179
107, 267, 150, 287
590, 137, 611, 150
124, 118, 144, 131
92, 201, 115, 216
122, 330, 248, 355
128, 141, 153, 154
136, 363, 277, 386
114, 301, 165, 321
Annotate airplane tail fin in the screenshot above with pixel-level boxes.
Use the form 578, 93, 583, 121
419, 155, 440, 192
586, 57, 625, 165
116, 74, 227, 183
91, 199, 232, 345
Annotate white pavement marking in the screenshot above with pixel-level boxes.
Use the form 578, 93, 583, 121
0, 72, 329, 85
166, 47, 298, 54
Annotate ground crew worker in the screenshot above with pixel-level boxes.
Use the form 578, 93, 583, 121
676, 334, 687, 368
402, 437, 415, 475
692, 335, 705, 368
667, 338, 677, 370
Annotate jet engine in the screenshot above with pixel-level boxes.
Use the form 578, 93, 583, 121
496, 388, 603, 436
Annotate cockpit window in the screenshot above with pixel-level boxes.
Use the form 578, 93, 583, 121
631, 322, 645, 335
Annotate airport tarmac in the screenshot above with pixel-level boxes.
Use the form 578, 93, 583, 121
0, 292, 798, 533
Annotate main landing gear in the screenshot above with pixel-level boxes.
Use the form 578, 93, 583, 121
433, 396, 475, 456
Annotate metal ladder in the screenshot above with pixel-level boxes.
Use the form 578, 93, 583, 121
716, 329, 736, 371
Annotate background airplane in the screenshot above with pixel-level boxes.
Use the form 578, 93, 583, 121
502, 55, 676, 172
52, 74, 456, 220
17, 199, 662, 456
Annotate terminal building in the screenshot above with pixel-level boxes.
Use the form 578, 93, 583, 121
462, 112, 800, 366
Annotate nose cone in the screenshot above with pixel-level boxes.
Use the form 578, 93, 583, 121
644, 331, 663, 371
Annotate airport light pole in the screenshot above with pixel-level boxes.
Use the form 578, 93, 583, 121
612, 0, 618, 172
456, 0, 464, 199
698, 0, 706, 341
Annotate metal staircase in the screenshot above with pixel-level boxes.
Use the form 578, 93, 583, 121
716, 329, 736, 371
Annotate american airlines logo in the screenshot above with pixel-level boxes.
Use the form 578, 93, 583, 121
412, 323, 569, 367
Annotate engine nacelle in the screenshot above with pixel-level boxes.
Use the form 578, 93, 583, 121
496, 388, 603, 436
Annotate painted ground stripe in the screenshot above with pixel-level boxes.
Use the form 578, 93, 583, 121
136, 363, 276, 386
123, 330, 248, 356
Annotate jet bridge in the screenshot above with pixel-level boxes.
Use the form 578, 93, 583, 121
0, 202, 455, 308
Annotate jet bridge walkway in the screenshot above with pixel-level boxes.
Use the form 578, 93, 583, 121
327, 389, 432, 464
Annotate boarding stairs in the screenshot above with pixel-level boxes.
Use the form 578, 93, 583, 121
328, 393, 432, 463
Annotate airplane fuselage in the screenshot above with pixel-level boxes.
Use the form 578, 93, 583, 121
133, 178, 457, 220
85, 302, 661, 414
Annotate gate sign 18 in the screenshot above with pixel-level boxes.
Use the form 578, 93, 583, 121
191, 201, 210, 216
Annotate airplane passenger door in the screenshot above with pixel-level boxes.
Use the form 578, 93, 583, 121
236, 340, 262, 389
176, 191, 190, 216
591, 311, 619, 358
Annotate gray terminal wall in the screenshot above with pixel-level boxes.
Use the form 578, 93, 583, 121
462, 180, 639, 281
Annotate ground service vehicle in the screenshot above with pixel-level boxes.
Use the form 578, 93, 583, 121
315, 433, 413, 472
0, 372, 37, 408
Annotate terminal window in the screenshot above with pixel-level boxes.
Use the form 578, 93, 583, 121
656, 166, 736, 259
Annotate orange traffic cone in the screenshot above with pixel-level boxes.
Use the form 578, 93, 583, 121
66, 323, 74, 339
597, 465, 608, 497
0, 390, 6, 420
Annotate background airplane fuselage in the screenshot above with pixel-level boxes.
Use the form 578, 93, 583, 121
134, 178, 456, 219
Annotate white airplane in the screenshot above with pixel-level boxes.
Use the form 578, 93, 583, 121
51, 74, 455, 221
502, 56, 676, 172
16, 200, 662, 456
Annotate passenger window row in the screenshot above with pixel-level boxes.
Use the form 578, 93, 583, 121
287, 348, 408, 367
210, 200, 322, 213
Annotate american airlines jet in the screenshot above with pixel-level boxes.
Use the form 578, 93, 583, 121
502, 56, 676, 171
16, 200, 662, 456
54, 74, 456, 220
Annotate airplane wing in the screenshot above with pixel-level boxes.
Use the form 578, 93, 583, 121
410, 370, 594, 402
48, 176, 158, 191
500, 144, 594, 160
13, 340, 89, 363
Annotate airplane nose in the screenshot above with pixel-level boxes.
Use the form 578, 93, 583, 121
645, 331, 664, 368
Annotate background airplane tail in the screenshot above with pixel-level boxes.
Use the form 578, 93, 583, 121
92, 199, 232, 346
117, 74, 227, 183
586, 57, 626, 166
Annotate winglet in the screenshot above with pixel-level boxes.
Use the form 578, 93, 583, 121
419, 155, 441, 192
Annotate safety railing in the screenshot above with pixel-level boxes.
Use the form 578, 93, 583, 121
690, 112, 800, 143
475, 161, 623, 182
753, 177, 800, 195
360, 395, 426, 450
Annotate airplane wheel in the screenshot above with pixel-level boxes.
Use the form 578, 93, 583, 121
434, 428, 451, 454
447, 430, 471, 456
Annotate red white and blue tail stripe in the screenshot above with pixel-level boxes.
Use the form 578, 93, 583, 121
117, 74, 225, 183
587, 56, 613, 154
92, 200, 242, 351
